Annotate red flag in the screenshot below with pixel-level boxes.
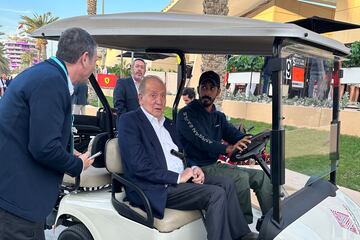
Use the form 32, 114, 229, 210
97, 74, 117, 88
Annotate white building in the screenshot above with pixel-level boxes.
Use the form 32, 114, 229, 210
3, 37, 38, 71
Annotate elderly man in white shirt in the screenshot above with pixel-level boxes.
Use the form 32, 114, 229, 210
117, 75, 258, 240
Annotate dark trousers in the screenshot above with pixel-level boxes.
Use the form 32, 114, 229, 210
202, 162, 273, 224
166, 175, 250, 240
0, 208, 45, 240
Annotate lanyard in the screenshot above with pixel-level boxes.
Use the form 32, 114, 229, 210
51, 56, 68, 77
50, 56, 74, 95
51, 56, 75, 154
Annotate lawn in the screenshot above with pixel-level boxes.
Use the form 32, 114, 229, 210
91, 97, 360, 191
89, 96, 114, 108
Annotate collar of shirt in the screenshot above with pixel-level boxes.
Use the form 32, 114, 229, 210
141, 106, 165, 126
140, 107, 184, 175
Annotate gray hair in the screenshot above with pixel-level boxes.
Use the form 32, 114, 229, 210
138, 75, 165, 95
56, 27, 97, 64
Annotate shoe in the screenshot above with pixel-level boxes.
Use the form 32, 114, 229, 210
238, 231, 259, 240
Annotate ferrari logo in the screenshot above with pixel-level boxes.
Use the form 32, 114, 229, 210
104, 77, 110, 85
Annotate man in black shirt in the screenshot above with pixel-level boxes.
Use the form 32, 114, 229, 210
177, 70, 272, 223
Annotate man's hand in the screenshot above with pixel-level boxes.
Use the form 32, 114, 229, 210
179, 168, 194, 183
73, 149, 82, 157
78, 151, 93, 170
192, 167, 205, 184
226, 136, 252, 154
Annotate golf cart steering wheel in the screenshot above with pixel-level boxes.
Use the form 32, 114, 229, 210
229, 129, 271, 163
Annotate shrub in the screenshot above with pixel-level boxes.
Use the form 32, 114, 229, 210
226, 55, 264, 72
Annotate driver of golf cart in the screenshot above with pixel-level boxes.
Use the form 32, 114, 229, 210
177, 70, 273, 224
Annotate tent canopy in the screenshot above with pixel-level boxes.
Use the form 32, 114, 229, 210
289, 16, 360, 34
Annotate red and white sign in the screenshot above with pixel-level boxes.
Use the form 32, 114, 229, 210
331, 209, 359, 235
97, 74, 117, 88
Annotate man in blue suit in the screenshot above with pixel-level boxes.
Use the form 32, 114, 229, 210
117, 75, 258, 240
113, 58, 146, 120
0, 28, 95, 240
72, 82, 88, 115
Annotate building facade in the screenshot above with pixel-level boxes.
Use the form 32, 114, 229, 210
3, 37, 38, 71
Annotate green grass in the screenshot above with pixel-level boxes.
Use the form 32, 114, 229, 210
89, 96, 114, 108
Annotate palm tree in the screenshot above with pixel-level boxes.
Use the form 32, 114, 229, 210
0, 43, 9, 74
86, 0, 99, 104
87, 0, 97, 15
21, 51, 36, 69
86, 0, 107, 72
19, 12, 59, 61
202, 0, 229, 109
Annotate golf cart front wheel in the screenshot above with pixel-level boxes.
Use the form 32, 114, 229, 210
58, 224, 93, 240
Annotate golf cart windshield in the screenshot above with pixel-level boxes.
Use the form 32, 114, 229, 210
280, 40, 339, 188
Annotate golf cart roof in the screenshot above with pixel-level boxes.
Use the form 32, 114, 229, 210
31, 12, 349, 56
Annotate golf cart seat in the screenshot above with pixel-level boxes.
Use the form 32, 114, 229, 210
105, 138, 202, 233
62, 166, 111, 190
63, 132, 112, 190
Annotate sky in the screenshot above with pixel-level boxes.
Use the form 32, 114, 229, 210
0, 0, 172, 37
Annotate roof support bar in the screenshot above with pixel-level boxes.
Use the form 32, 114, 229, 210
330, 61, 341, 184
172, 52, 186, 122
270, 38, 285, 226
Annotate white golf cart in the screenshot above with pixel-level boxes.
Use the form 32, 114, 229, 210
32, 12, 360, 240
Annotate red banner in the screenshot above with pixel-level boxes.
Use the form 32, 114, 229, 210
97, 73, 117, 88
291, 66, 305, 88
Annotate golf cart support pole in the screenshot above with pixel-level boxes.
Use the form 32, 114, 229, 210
330, 61, 341, 184
89, 73, 114, 138
270, 39, 286, 226
172, 52, 186, 122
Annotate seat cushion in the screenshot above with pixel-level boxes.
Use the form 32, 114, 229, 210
115, 192, 202, 233
105, 138, 123, 174
63, 166, 111, 188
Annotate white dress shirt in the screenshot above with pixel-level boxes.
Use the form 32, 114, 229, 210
133, 78, 140, 93
141, 107, 184, 181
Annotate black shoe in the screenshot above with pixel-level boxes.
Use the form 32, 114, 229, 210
238, 231, 259, 240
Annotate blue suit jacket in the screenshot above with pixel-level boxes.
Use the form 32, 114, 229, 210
113, 77, 139, 118
117, 108, 181, 218
0, 59, 83, 222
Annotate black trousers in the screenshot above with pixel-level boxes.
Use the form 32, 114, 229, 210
166, 175, 250, 240
0, 208, 45, 240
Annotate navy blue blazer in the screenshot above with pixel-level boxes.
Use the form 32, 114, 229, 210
113, 77, 140, 118
117, 108, 181, 218
0, 59, 83, 222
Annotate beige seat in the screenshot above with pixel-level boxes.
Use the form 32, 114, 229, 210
105, 138, 202, 233
63, 135, 111, 189
63, 166, 111, 189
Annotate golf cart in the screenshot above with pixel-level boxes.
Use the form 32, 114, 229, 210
32, 12, 360, 240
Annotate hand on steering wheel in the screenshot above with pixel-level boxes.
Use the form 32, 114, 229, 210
226, 135, 252, 154
229, 130, 271, 162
